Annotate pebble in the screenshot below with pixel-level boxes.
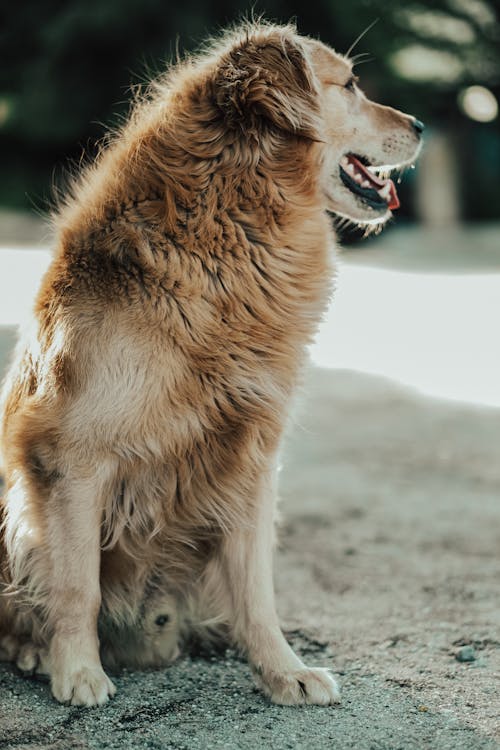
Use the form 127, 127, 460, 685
455, 645, 476, 662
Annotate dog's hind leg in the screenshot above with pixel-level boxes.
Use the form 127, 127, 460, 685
0, 585, 50, 675
219, 468, 340, 706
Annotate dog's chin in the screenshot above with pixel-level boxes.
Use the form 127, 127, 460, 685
325, 184, 391, 226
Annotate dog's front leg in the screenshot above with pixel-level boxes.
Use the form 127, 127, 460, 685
44, 465, 116, 706
220, 469, 340, 705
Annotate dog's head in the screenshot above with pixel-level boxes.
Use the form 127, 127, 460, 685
214, 23, 423, 226
308, 39, 423, 225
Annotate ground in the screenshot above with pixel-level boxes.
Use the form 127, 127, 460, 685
0, 216, 499, 749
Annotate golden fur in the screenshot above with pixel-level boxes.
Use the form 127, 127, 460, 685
0, 21, 422, 705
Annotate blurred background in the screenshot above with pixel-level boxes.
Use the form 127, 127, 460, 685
1, 4, 500, 741
0, 0, 499, 222
1, 0, 500, 404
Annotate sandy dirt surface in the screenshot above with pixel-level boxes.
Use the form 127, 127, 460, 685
0, 216, 499, 748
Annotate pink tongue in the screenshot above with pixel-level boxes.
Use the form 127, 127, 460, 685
349, 156, 400, 211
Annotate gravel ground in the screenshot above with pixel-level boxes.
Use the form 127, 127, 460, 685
1, 367, 499, 750
0, 217, 499, 748
0, 645, 498, 750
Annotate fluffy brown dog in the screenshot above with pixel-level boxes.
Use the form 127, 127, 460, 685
0, 21, 423, 706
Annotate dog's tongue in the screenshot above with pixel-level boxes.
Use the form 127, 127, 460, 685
349, 155, 400, 210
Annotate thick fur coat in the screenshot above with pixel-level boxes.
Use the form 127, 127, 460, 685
0, 21, 422, 706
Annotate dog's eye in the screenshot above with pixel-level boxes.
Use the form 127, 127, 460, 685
345, 76, 358, 92
155, 614, 170, 627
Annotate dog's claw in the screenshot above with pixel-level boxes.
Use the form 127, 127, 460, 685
256, 666, 341, 706
52, 665, 116, 707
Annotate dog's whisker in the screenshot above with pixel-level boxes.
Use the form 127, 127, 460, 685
352, 56, 375, 68
346, 18, 379, 59
350, 52, 372, 63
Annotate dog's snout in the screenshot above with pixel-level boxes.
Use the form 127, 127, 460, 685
412, 118, 425, 135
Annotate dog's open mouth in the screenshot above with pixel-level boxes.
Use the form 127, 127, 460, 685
339, 154, 400, 212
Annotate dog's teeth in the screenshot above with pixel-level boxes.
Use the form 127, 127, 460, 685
378, 184, 391, 200
346, 163, 355, 175
354, 173, 363, 184
361, 180, 371, 188
341, 156, 349, 166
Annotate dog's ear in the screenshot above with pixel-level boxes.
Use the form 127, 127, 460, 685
214, 31, 321, 140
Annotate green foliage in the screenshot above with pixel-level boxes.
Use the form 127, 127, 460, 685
0, 0, 499, 216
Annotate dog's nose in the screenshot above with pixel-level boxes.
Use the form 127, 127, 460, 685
412, 118, 425, 135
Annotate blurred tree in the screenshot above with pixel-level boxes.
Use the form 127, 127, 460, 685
0, 0, 499, 217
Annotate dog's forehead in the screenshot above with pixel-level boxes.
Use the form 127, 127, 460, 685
306, 39, 351, 84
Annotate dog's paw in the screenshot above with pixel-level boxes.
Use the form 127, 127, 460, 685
51, 665, 116, 706
16, 642, 50, 676
257, 666, 341, 706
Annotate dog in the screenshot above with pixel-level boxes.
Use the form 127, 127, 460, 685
0, 20, 423, 706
